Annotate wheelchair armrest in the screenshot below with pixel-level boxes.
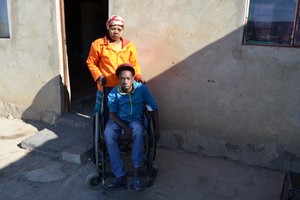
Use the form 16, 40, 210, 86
145, 104, 153, 112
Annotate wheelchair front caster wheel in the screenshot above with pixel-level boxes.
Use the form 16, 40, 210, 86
85, 171, 102, 190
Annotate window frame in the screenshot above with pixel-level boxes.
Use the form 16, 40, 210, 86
0, 0, 10, 39
243, 0, 300, 47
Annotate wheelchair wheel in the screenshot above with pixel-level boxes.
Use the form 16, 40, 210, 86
144, 116, 157, 163
148, 115, 157, 161
148, 137, 157, 162
85, 171, 102, 190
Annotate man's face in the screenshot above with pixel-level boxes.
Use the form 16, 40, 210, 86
119, 70, 134, 93
108, 25, 123, 41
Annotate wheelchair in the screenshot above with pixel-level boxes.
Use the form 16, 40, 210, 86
85, 86, 158, 190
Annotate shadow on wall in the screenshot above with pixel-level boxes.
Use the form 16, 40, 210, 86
146, 26, 300, 173
148, 27, 247, 133
21, 75, 65, 124
148, 26, 298, 138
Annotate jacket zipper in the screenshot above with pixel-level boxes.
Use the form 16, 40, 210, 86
128, 93, 133, 121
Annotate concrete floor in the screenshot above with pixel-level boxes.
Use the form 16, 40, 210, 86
0, 117, 285, 200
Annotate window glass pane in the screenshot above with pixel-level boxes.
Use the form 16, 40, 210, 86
0, 0, 10, 38
244, 0, 297, 46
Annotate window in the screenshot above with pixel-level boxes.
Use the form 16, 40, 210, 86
243, 0, 300, 47
0, 0, 9, 38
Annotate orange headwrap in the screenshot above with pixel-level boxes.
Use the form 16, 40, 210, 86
106, 15, 125, 30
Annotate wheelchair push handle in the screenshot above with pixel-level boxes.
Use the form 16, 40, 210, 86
99, 76, 107, 86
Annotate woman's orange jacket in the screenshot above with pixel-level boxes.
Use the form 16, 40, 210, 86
86, 35, 142, 92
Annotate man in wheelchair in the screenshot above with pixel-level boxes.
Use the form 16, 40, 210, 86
104, 63, 159, 191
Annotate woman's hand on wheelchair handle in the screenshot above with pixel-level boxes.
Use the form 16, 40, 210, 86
136, 76, 146, 84
98, 76, 107, 85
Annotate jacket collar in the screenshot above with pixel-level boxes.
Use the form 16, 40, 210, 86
117, 81, 137, 95
103, 33, 130, 48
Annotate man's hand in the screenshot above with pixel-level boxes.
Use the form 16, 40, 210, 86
109, 112, 132, 139
98, 76, 107, 85
121, 127, 132, 140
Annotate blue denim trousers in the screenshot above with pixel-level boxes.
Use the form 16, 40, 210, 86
103, 119, 144, 178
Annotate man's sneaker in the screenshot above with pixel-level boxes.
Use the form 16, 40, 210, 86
105, 176, 127, 191
131, 177, 146, 192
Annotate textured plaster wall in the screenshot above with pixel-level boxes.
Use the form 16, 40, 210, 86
112, 0, 300, 172
0, 0, 63, 123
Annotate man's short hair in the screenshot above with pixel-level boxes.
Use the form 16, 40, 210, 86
116, 63, 135, 77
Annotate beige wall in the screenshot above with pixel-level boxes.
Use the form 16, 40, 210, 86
0, 0, 64, 123
112, 0, 300, 172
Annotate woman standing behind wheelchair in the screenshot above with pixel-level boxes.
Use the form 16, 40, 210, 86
86, 15, 146, 114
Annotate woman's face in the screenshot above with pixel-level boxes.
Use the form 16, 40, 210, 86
108, 25, 124, 41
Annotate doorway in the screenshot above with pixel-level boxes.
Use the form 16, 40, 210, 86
64, 0, 108, 112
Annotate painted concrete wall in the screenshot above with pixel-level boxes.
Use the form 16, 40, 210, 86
0, 0, 64, 123
112, 0, 300, 172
